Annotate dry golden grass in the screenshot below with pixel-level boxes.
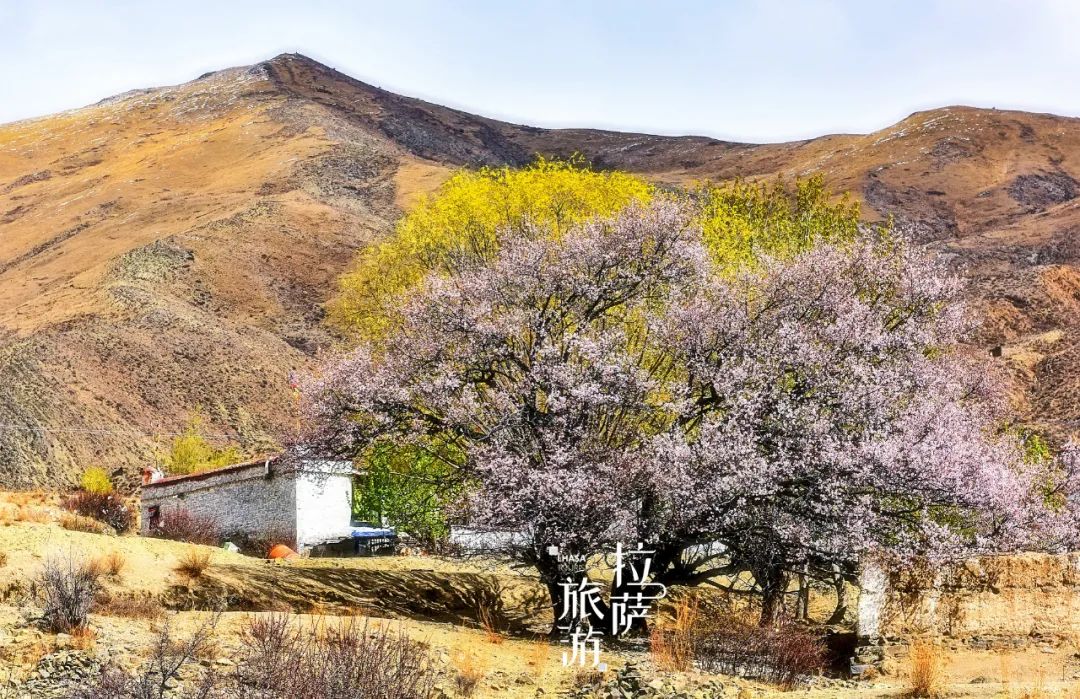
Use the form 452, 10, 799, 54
907, 640, 945, 698
650, 593, 700, 672
477, 602, 505, 645
15, 505, 50, 524
525, 639, 554, 678
174, 549, 212, 580
452, 651, 486, 698
102, 550, 127, 578
60, 512, 106, 534
95, 593, 165, 620
70, 625, 97, 652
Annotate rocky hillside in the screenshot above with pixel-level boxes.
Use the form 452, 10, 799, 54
1, 53, 1078, 487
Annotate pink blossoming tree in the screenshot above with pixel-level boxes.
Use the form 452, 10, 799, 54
304, 200, 1080, 628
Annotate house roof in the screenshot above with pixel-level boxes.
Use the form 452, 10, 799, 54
143, 454, 280, 488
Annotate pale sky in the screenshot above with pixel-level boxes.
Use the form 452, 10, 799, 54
4, 0, 1080, 143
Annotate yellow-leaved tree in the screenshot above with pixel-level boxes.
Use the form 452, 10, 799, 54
329, 156, 655, 340
696, 174, 863, 271
161, 413, 243, 476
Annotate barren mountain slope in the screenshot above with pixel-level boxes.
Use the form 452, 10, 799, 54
1, 53, 1078, 487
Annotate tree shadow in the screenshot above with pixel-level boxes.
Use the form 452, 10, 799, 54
163, 562, 552, 637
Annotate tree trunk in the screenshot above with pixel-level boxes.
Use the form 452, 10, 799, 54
795, 568, 810, 621
756, 565, 789, 627
545, 579, 569, 638
827, 571, 848, 625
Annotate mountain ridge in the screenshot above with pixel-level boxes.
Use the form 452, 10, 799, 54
1, 53, 1079, 488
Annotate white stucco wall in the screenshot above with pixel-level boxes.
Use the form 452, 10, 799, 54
294, 467, 354, 552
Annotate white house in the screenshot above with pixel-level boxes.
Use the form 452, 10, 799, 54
140, 454, 355, 553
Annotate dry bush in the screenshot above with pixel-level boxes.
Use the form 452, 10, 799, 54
101, 550, 127, 578
150, 508, 219, 546
68, 612, 220, 699
236, 613, 436, 698
64, 491, 134, 533
650, 594, 700, 671
694, 617, 825, 689
907, 640, 945, 698
61, 513, 110, 534
452, 651, 487, 697
95, 593, 165, 620
32, 554, 100, 634
175, 549, 212, 579
86, 551, 127, 579
0, 551, 7, 567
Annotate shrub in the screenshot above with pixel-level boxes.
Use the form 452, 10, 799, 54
61, 513, 110, 534
32, 555, 100, 633
64, 491, 134, 533
694, 618, 825, 689
236, 613, 436, 698
907, 640, 945, 698
150, 508, 219, 546
69, 612, 219, 699
0, 551, 7, 567
80, 466, 114, 495
175, 549, 212, 579
90, 551, 127, 578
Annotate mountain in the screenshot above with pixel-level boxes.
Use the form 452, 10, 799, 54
1, 53, 1078, 487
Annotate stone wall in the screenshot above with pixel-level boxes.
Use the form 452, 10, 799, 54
852, 553, 1080, 676
141, 460, 297, 544
140, 458, 354, 552
858, 552, 1080, 642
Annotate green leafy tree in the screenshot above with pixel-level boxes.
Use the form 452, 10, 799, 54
352, 440, 464, 548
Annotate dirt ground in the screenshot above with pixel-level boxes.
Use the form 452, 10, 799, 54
2, 512, 1079, 697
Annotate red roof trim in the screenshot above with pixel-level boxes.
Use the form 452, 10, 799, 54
143, 454, 280, 488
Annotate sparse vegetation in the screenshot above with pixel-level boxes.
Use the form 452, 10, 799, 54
149, 507, 219, 545
236, 613, 436, 698
64, 491, 134, 533
94, 593, 165, 620
452, 651, 485, 697
32, 554, 100, 634
174, 549, 212, 579
907, 640, 945, 697
70, 612, 220, 699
